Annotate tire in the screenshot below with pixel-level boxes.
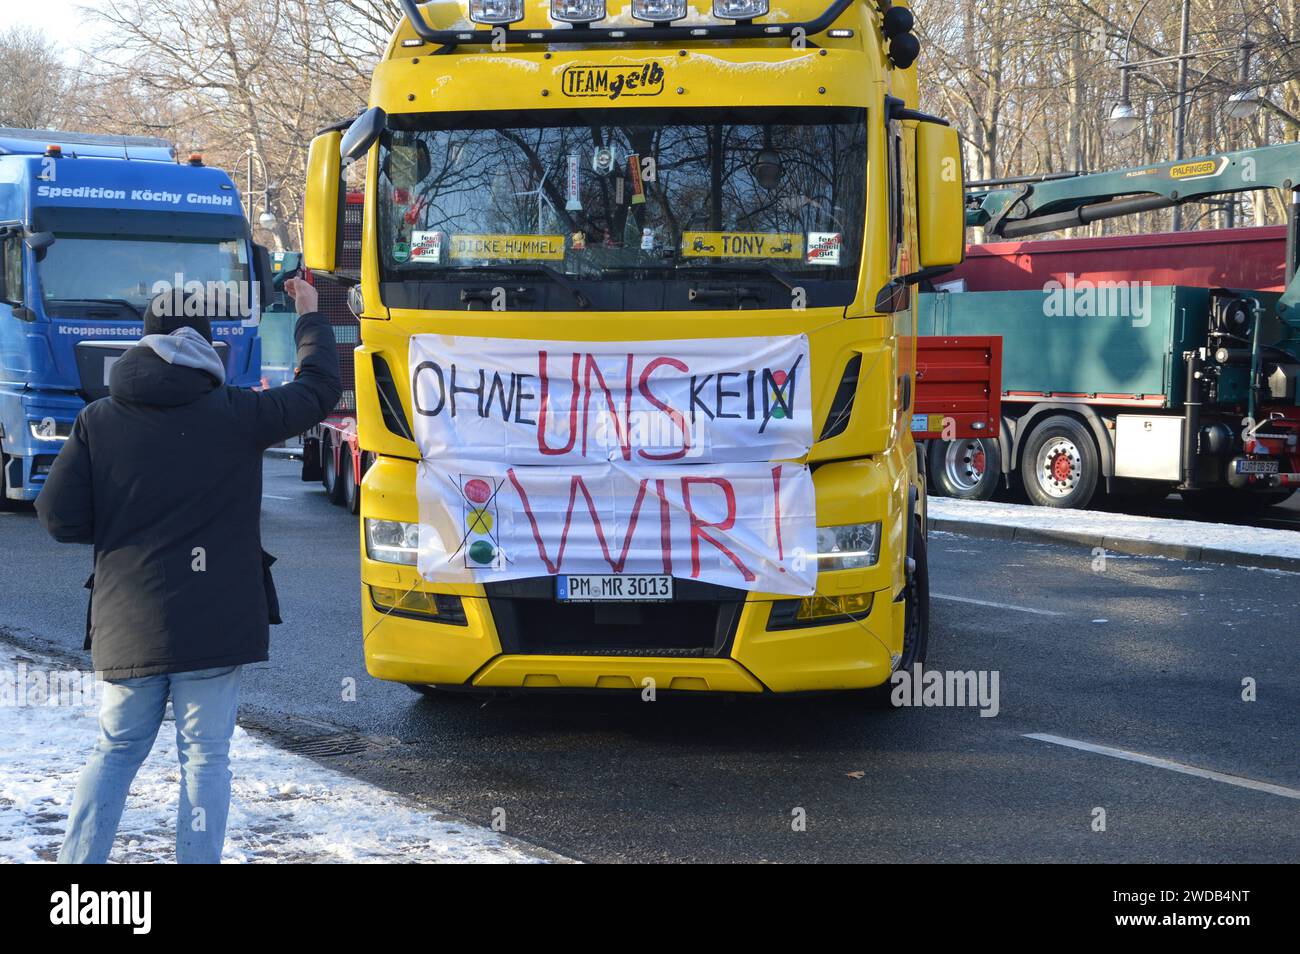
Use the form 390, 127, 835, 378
866, 519, 929, 707
928, 437, 1000, 501
322, 432, 345, 505
1019, 415, 1100, 509
343, 446, 361, 514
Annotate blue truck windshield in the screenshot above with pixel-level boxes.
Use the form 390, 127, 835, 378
38, 232, 251, 320
376, 106, 867, 308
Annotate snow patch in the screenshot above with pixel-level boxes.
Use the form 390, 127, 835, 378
930, 498, 1300, 566
0, 644, 562, 864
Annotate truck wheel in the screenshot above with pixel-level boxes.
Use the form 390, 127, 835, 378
343, 447, 361, 514
928, 437, 1000, 501
322, 432, 345, 505
1020, 415, 1099, 509
866, 519, 929, 708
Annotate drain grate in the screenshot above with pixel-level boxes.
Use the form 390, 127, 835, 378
278, 733, 377, 758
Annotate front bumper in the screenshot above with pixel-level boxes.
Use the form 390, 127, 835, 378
362, 580, 902, 693
360, 453, 913, 694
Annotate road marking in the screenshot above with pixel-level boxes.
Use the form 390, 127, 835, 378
1025, 733, 1300, 801
933, 593, 1065, 617
262, 494, 291, 500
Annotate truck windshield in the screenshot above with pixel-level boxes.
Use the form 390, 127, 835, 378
377, 106, 867, 310
38, 232, 251, 319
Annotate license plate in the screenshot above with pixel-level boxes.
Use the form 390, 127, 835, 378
556, 574, 673, 602
1235, 458, 1280, 475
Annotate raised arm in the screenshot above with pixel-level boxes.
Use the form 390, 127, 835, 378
247, 278, 343, 450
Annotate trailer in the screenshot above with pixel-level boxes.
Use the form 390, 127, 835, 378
0, 127, 269, 507
918, 144, 1300, 512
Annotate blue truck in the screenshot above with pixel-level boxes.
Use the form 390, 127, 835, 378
0, 127, 271, 507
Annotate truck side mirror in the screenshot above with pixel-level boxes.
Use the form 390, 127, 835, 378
253, 243, 274, 311
24, 230, 55, 262
304, 130, 343, 274
915, 123, 965, 269
341, 107, 387, 165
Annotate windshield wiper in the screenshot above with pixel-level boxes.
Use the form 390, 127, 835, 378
673, 263, 799, 292
443, 264, 590, 309
44, 298, 143, 318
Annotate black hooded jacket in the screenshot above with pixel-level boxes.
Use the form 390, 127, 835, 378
36, 312, 341, 679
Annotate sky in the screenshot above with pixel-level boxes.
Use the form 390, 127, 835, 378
3, 0, 115, 61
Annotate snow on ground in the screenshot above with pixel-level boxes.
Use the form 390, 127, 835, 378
0, 644, 560, 864
929, 497, 1300, 565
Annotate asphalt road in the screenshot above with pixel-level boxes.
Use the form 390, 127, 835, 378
3, 458, 1297, 863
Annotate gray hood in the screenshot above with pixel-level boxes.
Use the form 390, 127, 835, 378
137, 326, 226, 385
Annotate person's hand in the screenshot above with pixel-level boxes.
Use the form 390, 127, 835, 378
285, 276, 319, 316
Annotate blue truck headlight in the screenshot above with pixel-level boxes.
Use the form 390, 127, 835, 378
632, 0, 686, 22
365, 519, 419, 565
713, 0, 768, 19
552, 0, 605, 22
28, 419, 72, 442
469, 0, 525, 24
815, 522, 881, 570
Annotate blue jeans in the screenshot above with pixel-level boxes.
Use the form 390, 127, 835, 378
59, 665, 242, 864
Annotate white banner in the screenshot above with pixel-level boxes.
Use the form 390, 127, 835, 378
415, 459, 816, 595
408, 334, 813, 465
409, 335, 818, 595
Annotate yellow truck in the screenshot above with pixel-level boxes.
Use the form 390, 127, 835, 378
303, 0, 964, 696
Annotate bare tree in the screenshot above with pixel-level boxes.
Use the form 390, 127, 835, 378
0, 27, 84, 129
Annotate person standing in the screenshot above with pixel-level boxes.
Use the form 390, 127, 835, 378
36, 277, 340, 863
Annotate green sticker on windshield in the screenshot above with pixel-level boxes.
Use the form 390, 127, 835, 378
392, 242, 410, 263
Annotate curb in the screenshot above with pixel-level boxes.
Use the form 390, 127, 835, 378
930, 518, 1300, 573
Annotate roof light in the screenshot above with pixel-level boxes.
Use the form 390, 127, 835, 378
713, 0, 768, 19
468, 0, 524, 24
45, 144, 62, 158
631, 0, 686, 23
187, 152, 204, 166
552, 0, 605, 22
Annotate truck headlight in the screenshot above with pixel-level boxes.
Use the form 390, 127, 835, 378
552, 0, 605, 22
28, 419, 71, 441
365, 519, 419, 565
632, 0, 686, 22
469, 0, 524, 24
815, 522, 881, 570
713, 0, 768, 19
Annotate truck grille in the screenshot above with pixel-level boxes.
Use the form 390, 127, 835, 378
483, 578, 743, 657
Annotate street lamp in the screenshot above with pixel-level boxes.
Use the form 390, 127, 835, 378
1225, 89, 1261, 121
245, 147, 281, 245
1107, 100, 1141, 138
1226, 39, 1261, 121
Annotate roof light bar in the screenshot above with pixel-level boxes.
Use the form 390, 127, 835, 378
398, 0, 854, 47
